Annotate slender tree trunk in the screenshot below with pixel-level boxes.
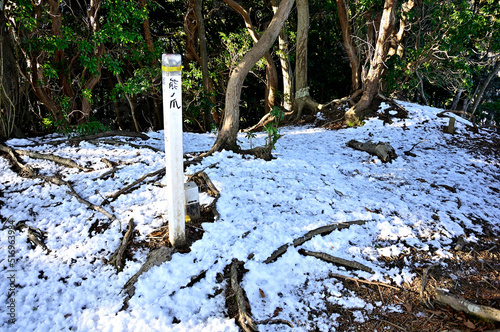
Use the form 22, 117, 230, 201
209, 0, 295, 153
336, 0, 362, 92
291, 0, 320, 122
140, 0, 162, 130
271, 0, 293, 111
345, 0, 396, 125
451, 88, 463, 110
471, 60, 500, 116
0, 1, 19, 137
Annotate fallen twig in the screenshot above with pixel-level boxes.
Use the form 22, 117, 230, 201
328, 272, 400, 290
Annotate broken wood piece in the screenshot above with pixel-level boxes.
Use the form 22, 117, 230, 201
404, 139, 428, 157
434, 288, 500, 322
264, 220, 368, 264
229, 259, 258, 332
108, 219, 135, 272
15, 222, 50, 253
298, 249, 374, 273
347, 140, 397, 163
328, 272, 400, 290
256, 318, 294, 328
121, 246, 175, 310
187, 170, 220, 198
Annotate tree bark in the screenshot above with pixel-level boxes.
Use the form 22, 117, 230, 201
271, 0, 294, 111
336, 0, 362, 92
291, 0, 321, 122
345, 0, 397, 125
0, 2, 19, 138
209, 0, 295, 153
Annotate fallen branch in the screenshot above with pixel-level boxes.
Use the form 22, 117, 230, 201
105, 168, 165, 203
256, 318, 294, 328
187, 170, 220, 198
434, 288, 500, 322
264, 220, 368, 264
108, 219, 135, 271
121, 246, 175, 310
0, 144, 92, 171
347, 140, 397, 163
404, 139, 428, 157
229, 259, 258, 332
299, 249, 374, 273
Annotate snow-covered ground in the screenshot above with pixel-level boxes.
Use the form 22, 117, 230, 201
1, 102, 499, 331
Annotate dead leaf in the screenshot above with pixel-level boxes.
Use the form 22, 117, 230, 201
464, 320, 475, 329
403, 303, 412, 312
259, 288, 265, 298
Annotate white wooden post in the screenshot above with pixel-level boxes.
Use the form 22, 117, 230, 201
162, 54, 186, 248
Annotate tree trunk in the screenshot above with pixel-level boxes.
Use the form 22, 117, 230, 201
470, 60, 500, 116
209, 0, 295, 153
223, 0, 278, 114
140, 0, 162, 130
194, 0, 215, 129
336, 0, 362, 92
271, 0, 294, 111
345, 0, 396, 125
0, 2, 19, 138
291, 0, 320, 122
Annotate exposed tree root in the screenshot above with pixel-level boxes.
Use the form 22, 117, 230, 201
433, 288, 500, 322
108, 219, 135, 272
347, 140, 398, 163
89, 139, 162, 152
15, 222, 50, 253
299, 249, 374, 273
226, 259, 258, 332
0, 143, 92, 171
121, 246, 175, 311
264, 220, 368, 264
47, 131, 150, 146
0, 143, 122, 229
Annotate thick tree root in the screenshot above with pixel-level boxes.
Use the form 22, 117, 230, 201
264, 220, 368, 264
226, 259, 258, 332
347, 139, 397, 163
121, 246, 175, 310
0, 143, 92, 171
299, 249, 374, 273
108, 219, 135, 271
